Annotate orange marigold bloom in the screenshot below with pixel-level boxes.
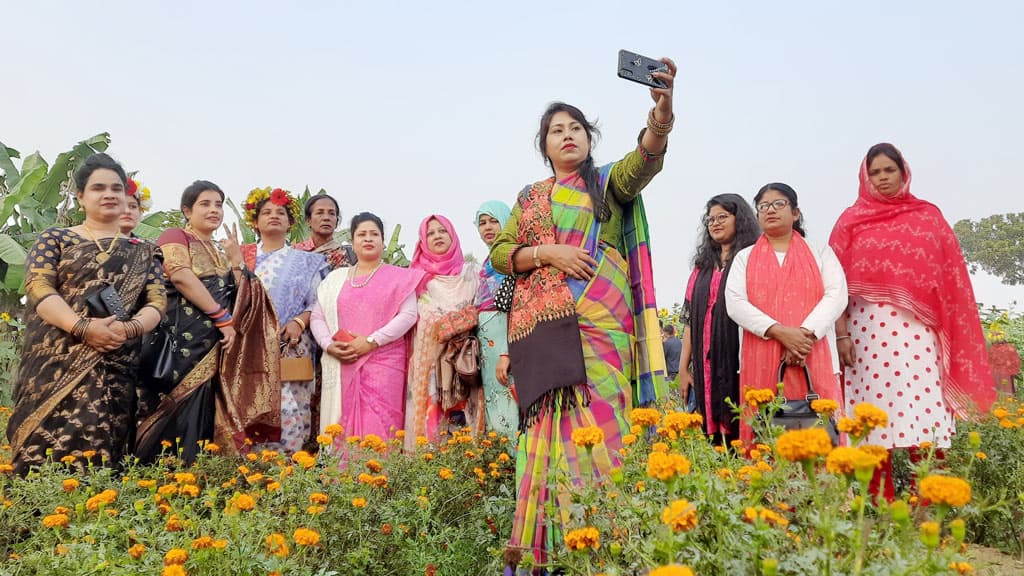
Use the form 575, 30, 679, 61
158, 484, 179, 497
662, 411, 703, 433
826, 447, 881, 478
359, 434, 387, 453
202, 441, 220, 453
267, 481, 282, 492
293, 527, 321, 546
161, 566, 186, 576
138, 479, 157, 489
173, 472, 196, 485
307, 505, 325, 515
62, 478, 80, 492
309, 492, 329, 505
86, 489, 118, 511
351, 497, 367, 508
948, 561, 975, 575
191, 536, 217, 549
661, 499, 699, 532
564, 526, 601, 551
852, 402, 888, 430
165, 513, 184, 532
163, 548, 188, 565
316, 434, 333, 445
0, 464, 13, 474
744, 388, 775, 408
570, 425, 605, 449
235, 494, 256, 511
646, 451, 692, 481
265, 533, 289, 557
366, 459, 383, 473
324, 423, 344, 436
651, 442, 670, 454
128, 543, 146, 559
60, 455, 77, 464
919, 475, 972, 508
775, 428, 832, 463
381, 523, 393, 535
42, 513, 69, 529
810, 399, 839, 414
629, 408, 661, 427
180, 484, 200, 498
439, 468, 454, 480
649, 566, 695, 576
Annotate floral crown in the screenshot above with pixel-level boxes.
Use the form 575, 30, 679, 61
244, 187, 301, 229
126, 177, 153, 213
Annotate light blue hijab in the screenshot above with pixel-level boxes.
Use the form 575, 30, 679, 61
474, 200, 511, 230
474, 200, 512, 309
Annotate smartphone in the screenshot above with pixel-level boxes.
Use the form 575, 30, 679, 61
332, 328, 355, 343
617, 50, 668, 89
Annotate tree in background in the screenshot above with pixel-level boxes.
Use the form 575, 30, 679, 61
954, 212, 1024, 286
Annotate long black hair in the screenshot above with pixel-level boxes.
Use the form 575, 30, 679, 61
692, 193, 760, 270
754, 182, 806, 237
536, 102, 609, 222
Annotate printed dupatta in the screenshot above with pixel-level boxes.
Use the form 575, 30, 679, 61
508, 166, 665, 425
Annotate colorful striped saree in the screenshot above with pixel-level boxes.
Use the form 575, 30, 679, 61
506, 165, 665, 563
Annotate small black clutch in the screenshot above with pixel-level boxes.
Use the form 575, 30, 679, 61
86, 284, 128, 320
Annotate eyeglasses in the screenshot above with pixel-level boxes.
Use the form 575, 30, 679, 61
756, 199, 791, 213
703, 213, 732, 227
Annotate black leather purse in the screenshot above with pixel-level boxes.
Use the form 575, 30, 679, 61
86, 284, 128, 320
140, 298, 180, 391
769, 361, 840, 445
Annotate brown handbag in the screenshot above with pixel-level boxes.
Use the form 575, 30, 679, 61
437, 332, 481, 411
280, 342, 315, 382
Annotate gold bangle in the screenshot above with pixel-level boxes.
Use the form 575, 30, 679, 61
292, 317, 307, 332
532, 246, 542, 269
647, 107, 674, 137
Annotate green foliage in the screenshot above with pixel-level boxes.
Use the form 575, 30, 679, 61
955, 213, 1024, 286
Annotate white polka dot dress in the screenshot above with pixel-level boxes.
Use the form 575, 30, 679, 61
843, 295, 955, 449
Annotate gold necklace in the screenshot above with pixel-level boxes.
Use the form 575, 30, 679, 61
186, 224, 227, 269
81, 223, 120, 264
349, 262, 383, 288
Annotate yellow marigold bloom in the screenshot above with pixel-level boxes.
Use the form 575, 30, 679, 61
497, 453, 511, 463
826, 447, 881, 478
293, 527, 320, 546
161, 566, 186, 576
975, 451, 987, 460
649, 565, 695, 576
191, 536, 216, 550
837, 416, 865, 437
564, 526, 601, 551
0, 464, 13, 474
745, 388, 776, 408
366, 459, 384, 473
158, 484, 179, 497
811, 399, 839, 414
742, 506, 789, 528
629, 407, 661, 427
267, 481, 282, 492
42, 513, 69, 528
360, 434, 387, 453
992, 407, 1009, 419
351, 497, 367, 508
235, 494, 256, 511
621, 433, 637, 446
309, 492, 329, 505
246, 473, 264, 485
570, 425, 605, 448
651, 442, 670, 453
173, 472, 196, 485
62, 478, 79, 492
662, 411, 703, 433
324, 423, 343, 436
160, 440, 173, 449
646, 451, 691, 481
202, 441, 220, 453
180, 484, 200, 498
266, 533, 289, 557
307, 505, 325, 515
438, 467, 454, 480
661, 499, 699, 532
775, 428, 832, 463
237, 465, 251, 475
163, 548, 188, 565
859, 444, 889, 468
919, 475, 972, 507
948, 561, 974, 574
136, 479, 156, 489
60, 455, 77, 464
128, 543, 146, 559
53, 506, 70, 515
853, 402, 888, 430
717, 468, 734, 479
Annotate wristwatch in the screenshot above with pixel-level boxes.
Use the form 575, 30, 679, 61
366, 336, 377, 347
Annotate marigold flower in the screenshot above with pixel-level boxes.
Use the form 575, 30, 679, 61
0, 464, 13, 474
564, 526, 601, 551
570, 424, 605, 449
293, 527, 321, 546
128, 543, 146, 559
775, 428, 832, 463
919, 475, 972, 508
309, 492, 329, 505
173, 472, 196, 485
316, 434, 333, 445
266, 533, 289, 557
360, 434, 387, 453
324, 423, 343, 436
42, 513, 69, 528
366, 459, 384, 473
161, 566, 186, 576
919, 520, 941, 548
295, 454, 316, 469
161, 440, 173, 449
381, 523, 393, 535
191, 536, 216, 549
439, 468, 454, 480
948, 562, 975, 575
202, 441, 220, 453
629, 407, 661, 427
60, 455, 77, 464
651, 442, 670, 453
497, 453, 511, 463
837, 417, 865, 437
351, 497, 367, 508
138, 479, 157, 489
163, 548, 188, 565
825, 447, 881, 478
744, 388, 775, 408
267, 481, 281, 492
649, 566, 695, 576
53, 506, 71, 514
975, 451, 987, 460
662, 411, 703, 433
743, 506, 789, 528
86, 489, 118, 511
992, 407, 1009, 419
646, 451, 691, 481
661, 499, 698, 532
307, 505, 325, 515
246, 473, 264, 485
810, 399, 839, 414
62, 478, 79, 492
852, 402, 888, 430
165, 513, 183, 532
180, 484, 200, 498
235, 493, 256, 511
158, 484, 179, 497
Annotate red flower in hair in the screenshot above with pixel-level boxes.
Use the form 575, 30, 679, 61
126, 178, 139, 196
270, 188, 290, 206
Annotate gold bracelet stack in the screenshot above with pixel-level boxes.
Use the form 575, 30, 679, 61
647, 108, 674, 137
71, 318, 92, 340
123, 319, 145, 340
292, 317, 307, 331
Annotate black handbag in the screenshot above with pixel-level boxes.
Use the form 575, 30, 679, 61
140, 298, 180, 391
494, 274, 515, 313
769, 361, 840, 445
86, 283, 128, 320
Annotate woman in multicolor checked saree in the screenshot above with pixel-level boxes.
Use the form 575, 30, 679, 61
491, 58, 675, 569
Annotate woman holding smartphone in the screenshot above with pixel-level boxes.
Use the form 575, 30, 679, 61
310, 212, 423, 443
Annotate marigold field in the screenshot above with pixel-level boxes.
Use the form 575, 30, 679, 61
0, 392, 1022, 576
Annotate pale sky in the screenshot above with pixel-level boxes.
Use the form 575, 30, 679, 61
4, 1, 1022, 309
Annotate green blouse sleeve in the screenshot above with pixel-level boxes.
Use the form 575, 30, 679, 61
608, 129, 665, 204
489, 202, 524, 276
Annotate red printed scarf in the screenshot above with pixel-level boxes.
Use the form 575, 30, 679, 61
828, 155, 994, 415
741, 234, 836, 400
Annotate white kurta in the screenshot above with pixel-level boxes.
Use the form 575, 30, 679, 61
843, 295, 954, 449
